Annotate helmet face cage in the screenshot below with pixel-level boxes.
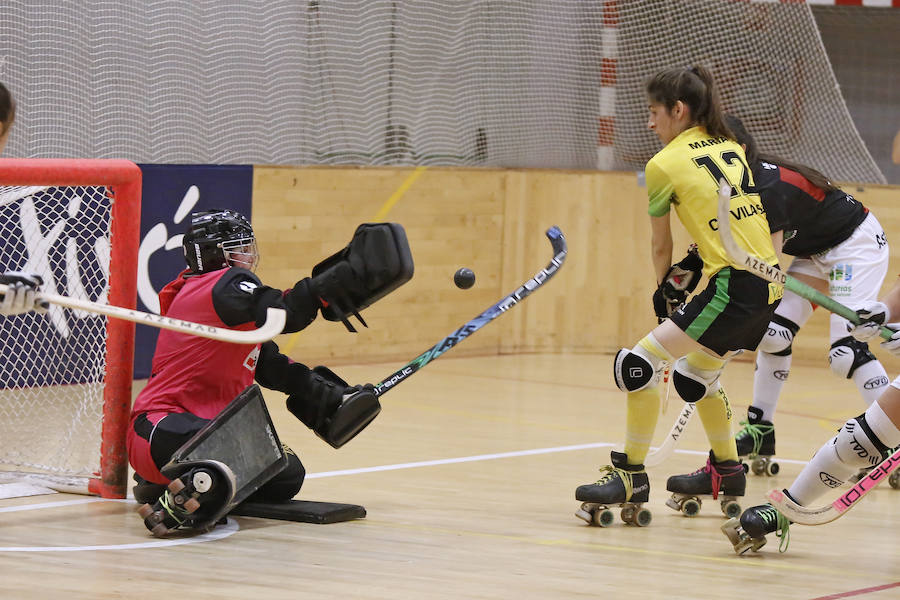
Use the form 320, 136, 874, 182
221, 237, 259, 272
183, 209, 258, 273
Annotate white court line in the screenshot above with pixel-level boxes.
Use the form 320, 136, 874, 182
305, 443, 808, 479
306, 442, 617, 478
0, 518, 238, 552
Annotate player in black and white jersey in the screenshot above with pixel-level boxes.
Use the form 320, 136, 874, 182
726, 115, 890, 472
0, 81, 47, 316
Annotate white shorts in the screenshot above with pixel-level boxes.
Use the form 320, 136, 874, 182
787, 213, 889, 340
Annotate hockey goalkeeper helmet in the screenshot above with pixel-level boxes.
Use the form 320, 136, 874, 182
182, 208, 258, 273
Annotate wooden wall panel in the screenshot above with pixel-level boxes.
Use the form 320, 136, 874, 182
252, 166, 900, 374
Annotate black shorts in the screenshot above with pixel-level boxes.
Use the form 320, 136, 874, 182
670, 267, 781, 356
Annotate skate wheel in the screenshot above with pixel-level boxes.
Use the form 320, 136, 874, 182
183, 497, 201, 514
167, 478, 186, 494
150, 522, 170, 538
721, 500, 741, 519
137, 503, 154, 519
634, 508, 652, 527
750, 458, 766, 476
889, 471, 900, 490
620, 506, 635, 523
593, 508, 615, 527
681, 498, 701, 517
741, 461, 749, 474
766, 461, 780, 477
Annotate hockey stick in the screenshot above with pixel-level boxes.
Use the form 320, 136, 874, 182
715, 180, 895, 341
644, 401, 695, 467
373, 226, 567, 396
766, 447, 900, 525
0, 283, 287, 344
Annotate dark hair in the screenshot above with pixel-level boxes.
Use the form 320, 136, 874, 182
724, 113, 837, 193
646, 66, 732, 140
0, 82, 15, 136
724, 114, 758, 165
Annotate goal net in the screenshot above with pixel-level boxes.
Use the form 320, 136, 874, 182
0, 0, 884, 183
0, 159, 141, 498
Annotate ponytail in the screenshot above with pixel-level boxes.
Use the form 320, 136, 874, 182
646, 66, 731, 140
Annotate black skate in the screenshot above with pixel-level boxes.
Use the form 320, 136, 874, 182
137, 466, 230, 537
665, 450, 745, 518
735, 406, 778, 476
575, 451, 652, 527
132, 473, 166, 505
721, 501, 791, 554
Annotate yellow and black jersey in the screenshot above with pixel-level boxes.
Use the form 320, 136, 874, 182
646, 126, 777, 278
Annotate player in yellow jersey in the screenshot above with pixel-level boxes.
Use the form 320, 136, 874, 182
575, 66, 782, 527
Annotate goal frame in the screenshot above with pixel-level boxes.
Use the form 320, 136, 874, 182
0, 158, 141, 498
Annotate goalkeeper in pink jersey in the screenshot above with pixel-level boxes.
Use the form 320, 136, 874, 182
128, 208, 410, 535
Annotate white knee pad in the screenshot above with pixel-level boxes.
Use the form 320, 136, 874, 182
829, 336, 878, 379
671, 356, 723, 403
613, 345, 666, 393
757, 315, 800, 356
833, 413, 893, 470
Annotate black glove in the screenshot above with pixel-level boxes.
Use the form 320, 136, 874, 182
652, 246, 702, 322
285, 365, 351, 431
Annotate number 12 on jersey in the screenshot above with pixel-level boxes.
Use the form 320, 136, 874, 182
694, 151, 752, 197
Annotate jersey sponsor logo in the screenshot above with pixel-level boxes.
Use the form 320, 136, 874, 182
238, 280, 258, 294
876, 231, 887, 249
829, 264, 853, 282
243, 346, 260, 371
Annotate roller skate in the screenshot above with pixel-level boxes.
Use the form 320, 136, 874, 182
721, 500, 792, 554
665, 450, 745, 518
575, 451, 652, 527
132, 473, 166, 505
137, 466, 228, 537
735, 406, 779, 476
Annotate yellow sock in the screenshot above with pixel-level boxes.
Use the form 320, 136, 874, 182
623, 387, 661, 464
622, 333, 672, 465
686, 351, 738, 462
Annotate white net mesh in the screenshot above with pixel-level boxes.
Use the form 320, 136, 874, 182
0, 1, 884, 179
0, 185, 113, 492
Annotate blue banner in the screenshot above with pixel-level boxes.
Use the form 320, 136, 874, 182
135, 165, 253, 378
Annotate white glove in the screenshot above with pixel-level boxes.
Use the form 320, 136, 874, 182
847, 301, 890, 342
879, 326, 900, 357
0, 272, 49, 316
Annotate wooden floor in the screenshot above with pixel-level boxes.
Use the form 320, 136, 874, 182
2, 353, 899, 600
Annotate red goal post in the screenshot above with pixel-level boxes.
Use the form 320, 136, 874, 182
0, 159, 141, 498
